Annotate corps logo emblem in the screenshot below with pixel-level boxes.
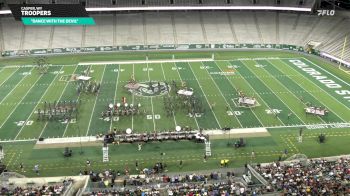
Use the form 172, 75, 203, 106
125, 81, 170, 97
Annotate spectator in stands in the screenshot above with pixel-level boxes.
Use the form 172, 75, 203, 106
256, 157, 350, 195
1, 181, 70, 195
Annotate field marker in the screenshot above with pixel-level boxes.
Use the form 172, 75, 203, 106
286, 137, 299, 153
86, 65, 107, 136
186, 62, 222, 129
4, 150, 17, 168
0, 67, 19, 88
146, 63, 156, 131
200, 61, 243, 128
0, 68, 43, 130
63, 66, 91, 137
172, 62, 200, 130
278, 59, 348, 122
14, 67, 64, 140
280, 136, 294, 152
38, 65, 80, 139
0, 67, 34, 105
242, 60, 306, 124
110, 64, 120, 131
160, 63, 177, 127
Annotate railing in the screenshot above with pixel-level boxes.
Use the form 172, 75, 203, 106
247, 164, 268, 186
84, 177, 246, 195
62, 181, 74, 196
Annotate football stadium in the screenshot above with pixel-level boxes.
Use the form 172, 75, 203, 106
0, 0, 349, 195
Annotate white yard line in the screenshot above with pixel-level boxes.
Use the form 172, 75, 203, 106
277, 59, 348, 123
110, 64, 120, 131
38, 65, 80, 138
200, 62, 243, 128
241, 60, 306, 124
14, 67, 64, 140
63, 66, 88, 137
216, 57, 295, 62
79, 58, 213, 66
146, 63, 156, 131
0, 67, 34, 105
266, 60, 326, 123
173, 62, 200, 130
186, 62, 222, 129
160, 63, 177, 127
0, 67, 19, 88
0, 69, 43, 129
85, 65, 107, 136
3, 64, 77, 69
212, 61, 264, 127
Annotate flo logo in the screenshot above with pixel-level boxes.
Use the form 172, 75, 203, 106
317, 10, 335, 16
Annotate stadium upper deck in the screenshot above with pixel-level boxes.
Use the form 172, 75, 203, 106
0, 0, 315, 9
0, 10, 349, 62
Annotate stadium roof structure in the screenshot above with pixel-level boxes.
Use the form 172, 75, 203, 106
0, 0, 315, 14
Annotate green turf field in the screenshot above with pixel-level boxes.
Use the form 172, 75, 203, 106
0, 50, 349, 177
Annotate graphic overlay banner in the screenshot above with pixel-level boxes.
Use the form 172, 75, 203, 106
8, 4, 95, 25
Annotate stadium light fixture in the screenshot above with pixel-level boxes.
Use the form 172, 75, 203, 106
0, 10, 11, 14
0, 6, 311, 15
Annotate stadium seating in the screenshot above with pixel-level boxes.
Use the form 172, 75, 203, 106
51, 26, 83, 48
255, 157, 350, 195
55, 0, 80, 4
144, 12, 175, 45
0, 11, 349, 61
115, 13, 145, 45
229, 12, 261, 44
22, 26, 52, 50
86, 0, 114, 7
0, 17, 23, 51
255, 12, 277, 44
173, 12, 206, 44
26, 0, 51, 4
201, 11, 236, 44
84, 15, 114, 47
1, 184, 66, 195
